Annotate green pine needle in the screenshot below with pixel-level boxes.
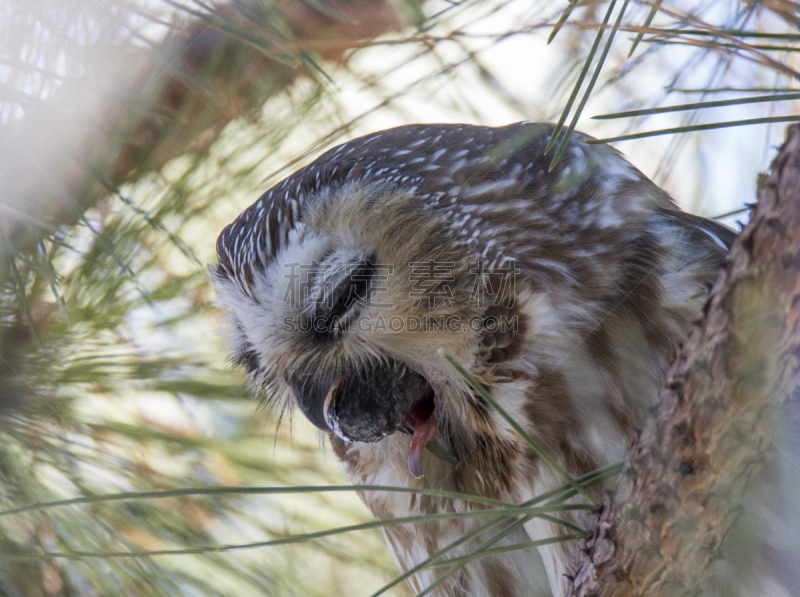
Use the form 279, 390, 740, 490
0, 504, 592, 562
545, 0, 618, 157
628, 0, 663, 57
587, 115, 800, 143
0, 485, 513, 518
549, 0, 630, 171
438, 349, 597, 505
548, 0, 581, 44
372, 462, 621, 596
668, 87, 799, 93
427, 534, 583, 570
712, 206, 750, 220
592, 92, 800, 120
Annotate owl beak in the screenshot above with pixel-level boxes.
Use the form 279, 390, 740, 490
289, 374, 336, 433
324, 361, 431, 444
289, 360, 427, 440
290, 360, 458, 477
322, 377, 341, 431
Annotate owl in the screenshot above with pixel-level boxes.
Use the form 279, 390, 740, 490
210, 123, 734, 596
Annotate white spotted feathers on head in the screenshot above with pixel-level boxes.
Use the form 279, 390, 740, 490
213, 122, 654, 293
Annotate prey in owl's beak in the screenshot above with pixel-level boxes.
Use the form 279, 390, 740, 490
288, 360, 456, 478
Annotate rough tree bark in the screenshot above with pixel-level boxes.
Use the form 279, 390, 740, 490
568, 125, 800, 596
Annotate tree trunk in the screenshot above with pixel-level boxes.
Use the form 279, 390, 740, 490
568, 125, 800, 596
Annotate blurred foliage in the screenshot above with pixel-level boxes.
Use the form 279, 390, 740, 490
0, 103, 403, 595
0, 0, 799, 595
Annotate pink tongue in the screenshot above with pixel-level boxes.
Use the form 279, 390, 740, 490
407, 410, 437, 479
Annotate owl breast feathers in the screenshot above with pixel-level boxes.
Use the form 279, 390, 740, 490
211, 123, 734, 596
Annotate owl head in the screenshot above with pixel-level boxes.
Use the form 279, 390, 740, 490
211, 166, 525, 477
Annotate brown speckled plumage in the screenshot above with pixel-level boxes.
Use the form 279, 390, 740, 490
211, 123, 734, 596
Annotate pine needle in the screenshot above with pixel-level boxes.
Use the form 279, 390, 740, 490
439, 349, 597, 505
628, 0, 662, 56
549, 0, 630, 170
592, 91, 800, 120
587, 115, 800, 143
545, 0, 618, 157
548, 0, 581, 44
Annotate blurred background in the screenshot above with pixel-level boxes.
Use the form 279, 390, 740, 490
0, 0, 798, 595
